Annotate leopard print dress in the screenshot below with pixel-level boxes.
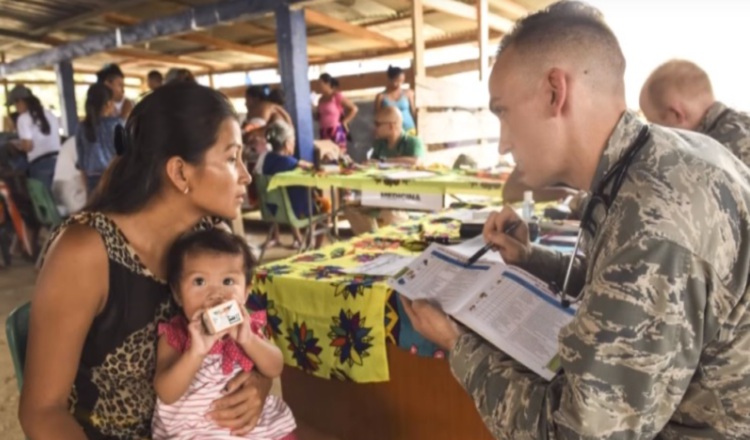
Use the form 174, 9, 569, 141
44, 212, 219, 440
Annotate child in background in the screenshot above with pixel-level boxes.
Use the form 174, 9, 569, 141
152, 228, 296, 439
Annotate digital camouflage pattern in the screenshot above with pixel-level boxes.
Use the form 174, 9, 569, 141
449, 110, 750, 439
697, 101, 750, 168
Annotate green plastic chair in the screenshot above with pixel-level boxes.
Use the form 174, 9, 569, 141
26, 178, 62, 228
254, 173, 331, 262
6, 301, 30, 390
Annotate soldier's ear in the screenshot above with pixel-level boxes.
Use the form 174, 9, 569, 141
665, 104, 688, 128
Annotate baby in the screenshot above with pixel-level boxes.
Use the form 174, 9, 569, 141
152, 228, 296, 439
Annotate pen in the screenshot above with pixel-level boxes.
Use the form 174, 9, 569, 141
465, 221, 521, 266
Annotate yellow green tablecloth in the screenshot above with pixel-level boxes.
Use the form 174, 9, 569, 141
249, 212, 466, 383
266, 167, 506, 196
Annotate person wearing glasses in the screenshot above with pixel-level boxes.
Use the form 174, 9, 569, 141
344, 107, 425, 235
400, 2, 750, 439
640, 59, 750, 167
369, 106, 424, 166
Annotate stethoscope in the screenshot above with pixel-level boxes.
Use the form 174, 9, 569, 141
555, 124, 652, 308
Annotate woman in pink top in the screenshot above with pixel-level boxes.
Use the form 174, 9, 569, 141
152, 228, 296, 440
316, 73, 358, 151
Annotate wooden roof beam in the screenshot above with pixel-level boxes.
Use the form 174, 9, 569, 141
488, 0, 527, 20
421, 0, 513, 33
103, 12, 278, 60
30, 0, 153, 37
109, 48, 225, 70
303, 8, 405, 48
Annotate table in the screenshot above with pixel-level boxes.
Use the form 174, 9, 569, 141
251, 207, 575, 439
251, 210, 494, 439
267, 167, 507, 197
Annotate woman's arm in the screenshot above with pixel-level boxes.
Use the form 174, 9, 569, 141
120, 99, 134, 120
15, 139, 33, 153
340, 95, 358, 128
19, 225, 108, 440
373, 93, 384, 112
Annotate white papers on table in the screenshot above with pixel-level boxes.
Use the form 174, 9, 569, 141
342, 253, 416, 276
383, 170, 435, 180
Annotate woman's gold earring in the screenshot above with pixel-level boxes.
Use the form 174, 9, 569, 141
184, 186, 190, 195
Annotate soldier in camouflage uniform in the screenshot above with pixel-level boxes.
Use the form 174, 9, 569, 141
640, 59, 750, 167
400, 2, 750, 439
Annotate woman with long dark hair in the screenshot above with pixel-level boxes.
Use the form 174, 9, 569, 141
11, 89, 61, 191
316, 73, 358, 152
76, 83, 123, 194
19, 83, 270, 440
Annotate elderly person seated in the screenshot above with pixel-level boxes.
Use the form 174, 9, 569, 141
344, 107, 426, 235
260, 120, 331, 249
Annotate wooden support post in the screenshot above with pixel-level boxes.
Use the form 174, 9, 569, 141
477, 0, 490, 82
1, 53, 8, 131
411, 0, 427, 80
411, 0, 426, 134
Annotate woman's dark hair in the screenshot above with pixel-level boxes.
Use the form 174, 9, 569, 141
21, 95, 50, 135
246, 85, 270, 101
97, 63, 124, 84
386, 65, 404, 80
147, 70, 163, 82
267, 88, 285, 106
319, 73, 339, 89
82, 83, 113, 143
246, 85, 285, 106
166, 228, 255, 290
86, 82, 238, 213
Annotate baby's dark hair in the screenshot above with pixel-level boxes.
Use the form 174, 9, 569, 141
166, 228, 255, 291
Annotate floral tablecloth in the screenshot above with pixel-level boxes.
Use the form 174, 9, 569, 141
249, 210, 473, 383
250, 204, 574, 383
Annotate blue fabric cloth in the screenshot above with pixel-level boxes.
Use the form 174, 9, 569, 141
75, 117, 123, 176
382, 93, 416, 132
262, 152, 314, 219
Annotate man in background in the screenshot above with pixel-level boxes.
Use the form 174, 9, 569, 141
640, 59, 750, 166
343, 107, 425, 235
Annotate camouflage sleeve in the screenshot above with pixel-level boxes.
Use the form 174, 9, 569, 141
449, 236, 711, 439
520, 244, 587, 297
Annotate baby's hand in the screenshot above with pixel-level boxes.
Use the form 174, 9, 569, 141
187, 310, 225, 358
232, 308, 257, 346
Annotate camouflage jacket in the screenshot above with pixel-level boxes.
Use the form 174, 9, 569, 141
697, 101, 750, 168
449, 110, 750, 439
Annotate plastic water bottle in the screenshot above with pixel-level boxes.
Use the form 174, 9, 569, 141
522, 190, 535, 222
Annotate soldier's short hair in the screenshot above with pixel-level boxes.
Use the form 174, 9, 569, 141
498, 1, 625, 88
643, 60, 713, 109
